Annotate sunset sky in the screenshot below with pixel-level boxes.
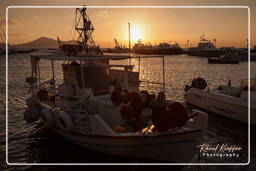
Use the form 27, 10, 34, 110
0, 0, 256, 48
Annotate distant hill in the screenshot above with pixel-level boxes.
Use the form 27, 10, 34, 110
11, 37, 76, 49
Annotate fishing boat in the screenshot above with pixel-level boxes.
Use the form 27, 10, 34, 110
208, 50, 240, 64
24, 6, 208, 162
187, 35, 225, 57
133, 40, 183, 55
208, 57, 239, 64
184, 78, 256, 126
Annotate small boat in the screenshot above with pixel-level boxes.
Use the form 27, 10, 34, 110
208, 57, 239, 64
208, 50, 240, 64
24, 6, 208, 162
184, 78, 256, 126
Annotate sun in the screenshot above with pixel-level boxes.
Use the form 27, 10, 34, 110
130, 26, 143, 43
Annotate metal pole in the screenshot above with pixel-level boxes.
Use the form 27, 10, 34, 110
51, 59, 55, 81
37, 59, 41, 84
162, 56, 165, 92
80, 60, 85, 88
138, 55, 141, 85
138, 56, 141, 73
128, 22, 131, 65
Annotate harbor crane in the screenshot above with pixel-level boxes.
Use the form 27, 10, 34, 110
114, 38, 121, 49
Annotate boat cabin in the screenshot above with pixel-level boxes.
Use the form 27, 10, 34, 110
28, 53, 165, 128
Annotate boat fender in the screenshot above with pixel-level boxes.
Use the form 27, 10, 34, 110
57, 111, 73, 132
111, 89, 122, 106
26, 96, 40, 108
36, 89, 48, 101
152, 102, 189, 132
24, 106, 41, 123
192, 77, 207, 90
41, 108, 53, 128
120, 104, 142, 131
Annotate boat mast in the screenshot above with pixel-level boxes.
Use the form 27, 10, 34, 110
75, 5, 96, 51
128, 22, 131, 65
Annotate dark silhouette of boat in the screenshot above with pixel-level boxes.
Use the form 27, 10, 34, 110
208, 50, 240, 64
208, 57, 239, 64
133, 40, 183, 55
187, 35, 225, 57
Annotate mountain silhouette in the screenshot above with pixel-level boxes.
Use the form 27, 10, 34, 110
12, 37, 76, 49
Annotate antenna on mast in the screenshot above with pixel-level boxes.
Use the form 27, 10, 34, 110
75, 5, 96, 50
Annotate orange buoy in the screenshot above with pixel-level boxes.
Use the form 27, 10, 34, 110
120, 89, 130, 104
167, 102, 188, 119
152, 102, 189, 132
111, 90, 122, 106
140, 90, 151, 105
151, 106, 168, 132
120, 104, 142, 131
155, 91, 167, 107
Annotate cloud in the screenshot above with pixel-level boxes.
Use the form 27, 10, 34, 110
0, 20, 16, 25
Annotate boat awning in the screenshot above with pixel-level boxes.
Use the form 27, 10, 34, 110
30, 52, 164, 60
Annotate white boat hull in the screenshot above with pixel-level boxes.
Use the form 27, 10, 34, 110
185, 88, 256, 126
50, 127, 203, 162
38, 102, 208, 162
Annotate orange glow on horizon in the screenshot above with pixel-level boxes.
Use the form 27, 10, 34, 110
4, 7, 254, 48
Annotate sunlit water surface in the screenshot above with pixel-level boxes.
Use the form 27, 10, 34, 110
0, 53, 255, 170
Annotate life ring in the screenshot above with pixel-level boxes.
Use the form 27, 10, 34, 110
111, 89, 122, 106
41, 108, 53, 128
57, 111, 73, 132
24, 106, 41, 123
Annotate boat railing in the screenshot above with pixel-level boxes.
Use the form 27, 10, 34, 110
30, 53, 166, 94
